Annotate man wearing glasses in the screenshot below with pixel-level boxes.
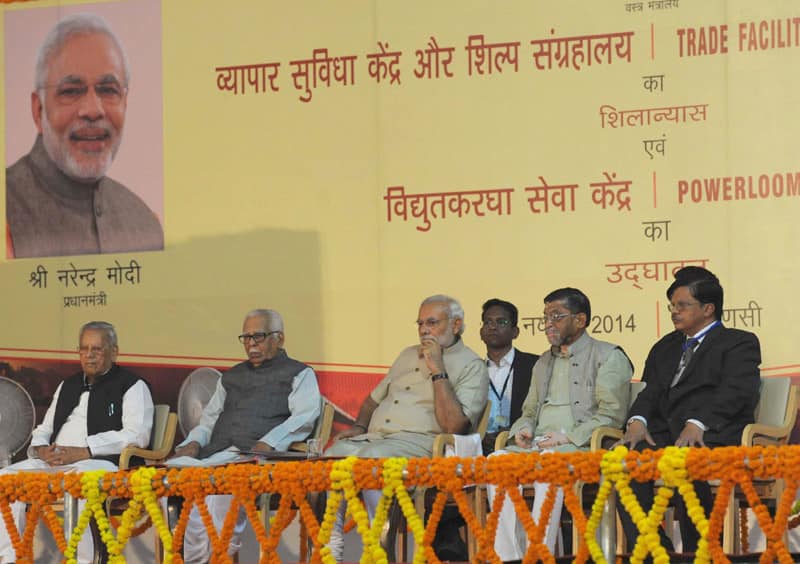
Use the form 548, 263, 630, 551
170, 309, 320, 563
617, 267, 761, 557
0, 321, 154, 564
6, 13, 163, 258
489, 287, 633, 559
324, 294, 488, 561
479, 298, 540, 455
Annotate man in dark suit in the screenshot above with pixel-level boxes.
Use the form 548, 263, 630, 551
618, 267, 761, 555
479, 298, 540, 455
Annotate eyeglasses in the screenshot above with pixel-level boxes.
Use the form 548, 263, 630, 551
543, 312, 575, 324
238, 331, 281, 344
44, 79, 127, 107
481, 319, 512, 329
78, 345, 108, 356
667, 301, 701, 313
416, 317, 449, 329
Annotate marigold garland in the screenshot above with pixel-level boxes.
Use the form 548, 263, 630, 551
585, 446, 626, 564
659, 447, 710, 563
131, 466, 173, 563
378, 457, 428, 564
2, 446, 800, 563
318, 457, 387, 564
64, 469, 108, 564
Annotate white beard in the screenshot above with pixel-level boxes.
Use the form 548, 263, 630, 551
40, 104, 120, 183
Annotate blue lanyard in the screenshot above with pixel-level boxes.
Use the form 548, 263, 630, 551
684, 320, 720, 350
489, 366, 513, 403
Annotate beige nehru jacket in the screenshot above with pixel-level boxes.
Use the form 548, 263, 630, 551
369, 338, 489, 435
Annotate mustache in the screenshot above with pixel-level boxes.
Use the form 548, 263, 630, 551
67, 120, 116, 138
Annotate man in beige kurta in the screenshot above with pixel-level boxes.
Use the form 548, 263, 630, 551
488, 287, 632, 560
325, 294, 489, 560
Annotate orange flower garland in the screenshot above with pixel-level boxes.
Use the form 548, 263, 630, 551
0, 446, 799, 563
0, 473, 28, 562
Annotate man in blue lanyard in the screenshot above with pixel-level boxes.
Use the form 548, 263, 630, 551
479, 298, 539, 455
618, 267, 761, 557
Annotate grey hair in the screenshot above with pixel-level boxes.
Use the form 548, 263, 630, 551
245, 309, 284, 333
34, 13, 130, 91
79, 321, 118, 348
421, 294, 465, 334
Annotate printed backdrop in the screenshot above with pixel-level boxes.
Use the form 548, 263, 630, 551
1, 0, 798, 444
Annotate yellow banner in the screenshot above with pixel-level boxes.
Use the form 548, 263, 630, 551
1, 0, 798, 383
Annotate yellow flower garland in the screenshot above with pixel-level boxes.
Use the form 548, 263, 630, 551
587, 447, 672, 564
584, 446, 624, 564
131, 466, 173, 563
65, 469, 108, 564
658, 447, 709, 564
379, 457, 427, 564
59, 466, 174, 564
344, 457, 386, 564
4, 446, 800, 563
319, 456, 390, 564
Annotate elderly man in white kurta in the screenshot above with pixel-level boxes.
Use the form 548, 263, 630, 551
0, 321, 153, 564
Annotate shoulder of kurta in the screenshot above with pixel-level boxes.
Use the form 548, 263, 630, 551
99, 176, 162, 228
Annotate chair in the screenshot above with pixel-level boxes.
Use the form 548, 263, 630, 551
288, 396, 336, 454
724, 377, 799, 553
429, 400, 492, 559
119, 404, 179, 469
382, 400, 493, 562
489, 380, 645, 560
102, 404, 177, 562
587, 379, 648, 447
593, 378, 798, 557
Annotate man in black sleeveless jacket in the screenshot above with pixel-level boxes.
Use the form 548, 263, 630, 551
169, 309, 321, 564
0, 321, 154, 564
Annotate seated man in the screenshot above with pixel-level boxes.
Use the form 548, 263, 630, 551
0, 321, 154, 564
618, 267, 761, 556
169, 308, 320, 564
325, 294, 488, 561
488, 287, 632, 559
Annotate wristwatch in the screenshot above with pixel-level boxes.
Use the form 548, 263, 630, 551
431, 372, 449, 382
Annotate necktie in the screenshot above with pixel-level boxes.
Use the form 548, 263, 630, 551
671, 337, 699, 387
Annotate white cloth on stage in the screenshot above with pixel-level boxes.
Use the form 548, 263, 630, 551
443, 433, 482, 458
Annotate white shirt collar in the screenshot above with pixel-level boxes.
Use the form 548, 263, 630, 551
487, 347, 515, 368
686, 319, 720, 342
